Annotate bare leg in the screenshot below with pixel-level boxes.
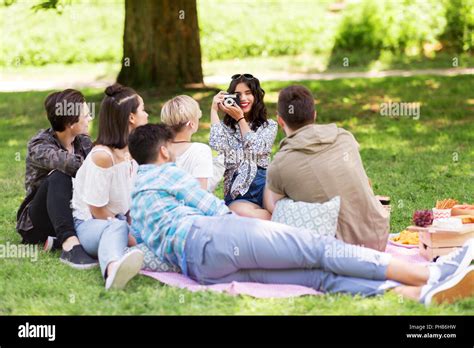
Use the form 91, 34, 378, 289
386, 258, 429, 286
62, 236, 80, 251
392, 286, 422, 300
127, 233, 137, 247
106, 261, 118, 279
229, 201, 272, 220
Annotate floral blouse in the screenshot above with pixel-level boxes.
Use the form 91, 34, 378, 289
209, 119, 278, 199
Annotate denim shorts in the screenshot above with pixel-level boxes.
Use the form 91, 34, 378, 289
224, 168, 266, 208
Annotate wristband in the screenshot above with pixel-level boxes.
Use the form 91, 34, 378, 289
237, 117, 245, 123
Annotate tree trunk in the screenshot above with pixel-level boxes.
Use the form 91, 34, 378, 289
117, 0, 203, 89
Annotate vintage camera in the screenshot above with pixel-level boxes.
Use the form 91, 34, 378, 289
223, 93, 240, 107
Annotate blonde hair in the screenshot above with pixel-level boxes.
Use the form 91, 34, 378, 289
161, 95, 202, 132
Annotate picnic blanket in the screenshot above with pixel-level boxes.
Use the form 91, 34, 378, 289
140, 242, 428, 298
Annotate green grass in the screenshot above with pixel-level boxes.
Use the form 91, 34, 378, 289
0, 0, 337, 67
2, 0, 471, 71
2, 51, 472, 94
0, 75, 473, 315
205, 51, 474, 77
0, 1, 124, 67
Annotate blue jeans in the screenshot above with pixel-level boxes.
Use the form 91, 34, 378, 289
184, 214, 399, 296
75, 216, 129, 278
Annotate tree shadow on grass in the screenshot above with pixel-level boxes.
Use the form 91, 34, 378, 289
326, 48, 382, 72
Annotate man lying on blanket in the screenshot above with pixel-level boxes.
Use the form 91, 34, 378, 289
128, 123, 473, 306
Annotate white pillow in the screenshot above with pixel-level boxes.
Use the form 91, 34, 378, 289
125, 243, 180, 273
271, 196, 340, 237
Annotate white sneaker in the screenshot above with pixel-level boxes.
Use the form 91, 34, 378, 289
421, 265, 474, 306
428, 238, 474, 284
105, 249, 144, 290
43, 236, 58, 252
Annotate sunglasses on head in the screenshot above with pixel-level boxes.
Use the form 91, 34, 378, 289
231, 73, 255, 80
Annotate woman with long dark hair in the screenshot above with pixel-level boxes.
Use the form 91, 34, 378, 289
209, 74, 277, 220
71, 83, 148, 290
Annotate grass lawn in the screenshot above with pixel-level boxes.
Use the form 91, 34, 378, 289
2, 52, 473, 91
0, 75, 473, 315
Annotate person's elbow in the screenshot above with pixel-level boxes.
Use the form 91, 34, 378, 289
208, 138, 220, 151
263, 187, 285, 214
197, 178, 208, 190
89, 205, 114, 220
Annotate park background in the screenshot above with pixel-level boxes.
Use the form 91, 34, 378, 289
0, 0, 473, 314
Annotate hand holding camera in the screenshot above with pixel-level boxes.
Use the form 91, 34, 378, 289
213, 91, 244, 121
222, 93, 240, 108
211, 91, 226, 111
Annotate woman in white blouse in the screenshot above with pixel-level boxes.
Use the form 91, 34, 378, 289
209, 74, 277, 220
160, 95, 224, 192
72, 83, 148, 290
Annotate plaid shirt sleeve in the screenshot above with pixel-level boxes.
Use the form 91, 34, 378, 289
169, 166, 229, 216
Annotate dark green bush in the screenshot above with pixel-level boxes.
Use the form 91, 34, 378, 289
334, 0, 447, 53
441, 0, 474, 52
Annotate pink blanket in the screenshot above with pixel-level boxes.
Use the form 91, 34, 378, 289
140, 243, 428, 298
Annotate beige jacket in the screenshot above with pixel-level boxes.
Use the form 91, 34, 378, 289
267, 123, 389, 251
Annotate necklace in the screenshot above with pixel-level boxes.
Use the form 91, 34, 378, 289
172, 140, 191, 144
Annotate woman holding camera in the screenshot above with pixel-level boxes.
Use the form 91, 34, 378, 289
209, 74, 277, 220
